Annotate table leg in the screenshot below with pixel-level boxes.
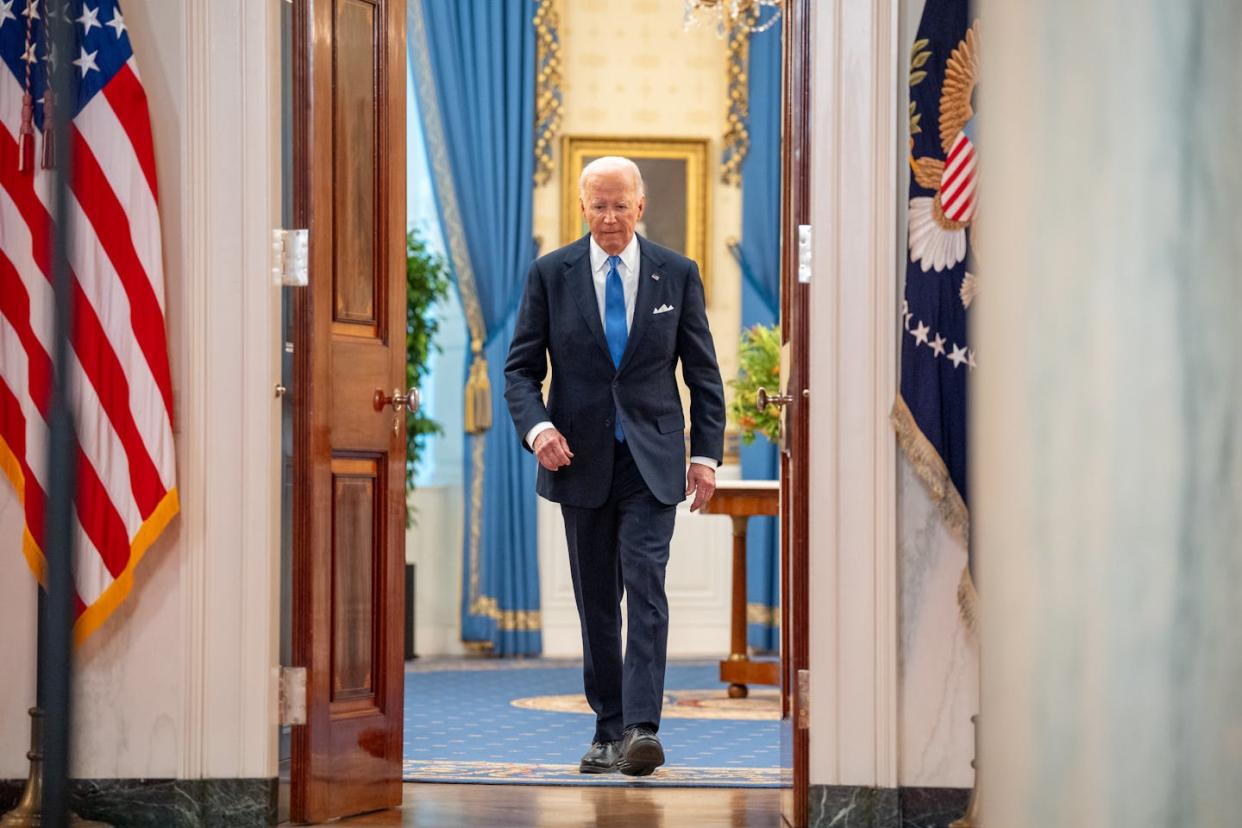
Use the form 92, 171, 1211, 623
727, 514, 748, 699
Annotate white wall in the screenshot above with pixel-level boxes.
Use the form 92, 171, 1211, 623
975, 2, 1242, 824
0, 0, 282, 781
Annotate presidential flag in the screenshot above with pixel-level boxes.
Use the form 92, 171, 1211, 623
0, 0, 177, 644
892, 0, 979, 624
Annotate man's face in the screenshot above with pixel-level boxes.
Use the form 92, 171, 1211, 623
580, 168, 645, 256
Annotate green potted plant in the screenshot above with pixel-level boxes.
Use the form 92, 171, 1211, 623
728, 323, 781, 446
405, 228, 452, 525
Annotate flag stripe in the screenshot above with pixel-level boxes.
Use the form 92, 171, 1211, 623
0, 297, 131, 578
0, 334, 47, 552
70, 129, 174, 422
64, 189, 173, 487
72, 514, 110, 607
99, 61, 158, 203
75, 90, 164, 311
940, 147, 975, 201
0, 144, 165, 519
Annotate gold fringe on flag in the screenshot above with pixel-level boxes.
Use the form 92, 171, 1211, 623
891, 394, 976, 631
464, 337, 492, 435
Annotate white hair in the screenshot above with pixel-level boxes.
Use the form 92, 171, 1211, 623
578, 156, 646, 201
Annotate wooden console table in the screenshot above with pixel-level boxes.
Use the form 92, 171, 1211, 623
701, 480, 780, 698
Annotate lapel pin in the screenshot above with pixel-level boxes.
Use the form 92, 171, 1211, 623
651, 272, 661, 281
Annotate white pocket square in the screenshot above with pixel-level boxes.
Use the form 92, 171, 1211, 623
653, 304, 675, 315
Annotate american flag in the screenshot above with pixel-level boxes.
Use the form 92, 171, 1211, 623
0, 0, 176, 644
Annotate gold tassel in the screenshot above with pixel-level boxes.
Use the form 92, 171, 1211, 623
464, 338, 492, 435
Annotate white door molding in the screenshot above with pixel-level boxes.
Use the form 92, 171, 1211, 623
807, 0, 901, 788
175, 0, 282, 780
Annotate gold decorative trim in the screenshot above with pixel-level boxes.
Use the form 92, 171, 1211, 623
746, 602, 779, 627
469, 595, 544, 633
533, 0, 562, 187
891, 394, 976, 630
720, 8, 756, 185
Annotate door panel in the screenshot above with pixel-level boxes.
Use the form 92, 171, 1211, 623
290, 0, 406, 821
333, 0, 380, 330
331, 457, 378, 703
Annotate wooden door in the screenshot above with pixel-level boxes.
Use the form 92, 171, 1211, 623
289, 0, 407, 822
779, 0, 812, 826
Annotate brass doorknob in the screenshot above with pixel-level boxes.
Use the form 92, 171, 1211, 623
756, 386, 794, 410
373, 387, 420, 414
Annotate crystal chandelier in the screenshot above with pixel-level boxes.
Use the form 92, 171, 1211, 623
684, 0, 782, 38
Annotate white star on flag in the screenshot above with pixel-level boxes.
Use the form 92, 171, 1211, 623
21, 41, 36, 64
106, 8, 125, 38
0, 1, 15, 29
967, 349, 977, 370
73, 45, 99, 77
23, 0, 37, 20
948, 344, 969, 369
77, 4, 101, 33
912, 321, 930, 346
930, 334, 946, 357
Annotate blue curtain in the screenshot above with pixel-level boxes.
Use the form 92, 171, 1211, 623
408, 0, 541, 654
733, 21, 782, 653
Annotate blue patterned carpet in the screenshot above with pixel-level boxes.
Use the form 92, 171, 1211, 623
403, 660, 781, 787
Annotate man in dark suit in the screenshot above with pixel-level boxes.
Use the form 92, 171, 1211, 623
505, 156, 725, 777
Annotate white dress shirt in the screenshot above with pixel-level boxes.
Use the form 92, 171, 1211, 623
525, 234, 717, 470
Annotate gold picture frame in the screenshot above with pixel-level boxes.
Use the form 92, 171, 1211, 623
561, 136, 711, 300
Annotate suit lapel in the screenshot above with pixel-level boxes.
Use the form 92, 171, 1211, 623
564, 237, 611, 361
617, 236, 663, 373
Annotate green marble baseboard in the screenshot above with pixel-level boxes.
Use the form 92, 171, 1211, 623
0, 777, 277, 827
808, 785, 970, 828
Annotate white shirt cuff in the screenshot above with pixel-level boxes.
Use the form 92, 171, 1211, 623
689, 456, 718, 469
525, 421, 555, 450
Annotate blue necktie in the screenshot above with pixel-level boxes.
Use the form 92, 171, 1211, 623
604, 255, 627, 442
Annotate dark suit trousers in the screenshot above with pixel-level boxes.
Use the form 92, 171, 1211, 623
560, 440, 677, 743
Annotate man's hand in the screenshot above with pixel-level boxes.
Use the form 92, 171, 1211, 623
533, 428, 574, 471
686, 462, 716, 512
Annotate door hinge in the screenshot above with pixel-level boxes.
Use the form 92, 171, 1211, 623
271, 229, 309, 287
278, 666, 307, 725
796, 669, 810, 730
797, 224, 812, 283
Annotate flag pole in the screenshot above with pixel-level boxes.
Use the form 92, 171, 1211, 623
37, 0, 81, 821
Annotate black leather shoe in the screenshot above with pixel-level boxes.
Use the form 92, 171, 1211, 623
618, 727, 665, 777
579, 740, 621, 774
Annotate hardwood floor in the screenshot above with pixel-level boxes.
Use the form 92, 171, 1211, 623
311, 783, 783, 827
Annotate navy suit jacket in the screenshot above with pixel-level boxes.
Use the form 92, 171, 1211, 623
504, 234, 725, 508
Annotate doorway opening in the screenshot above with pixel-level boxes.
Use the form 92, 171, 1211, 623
278, 0, 803, 823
